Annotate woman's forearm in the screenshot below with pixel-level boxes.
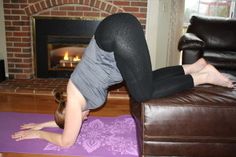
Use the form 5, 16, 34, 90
40, 121, 58, 128
20, 121, 58, 130
13, 125, 77, 147
39, 130, 73, 147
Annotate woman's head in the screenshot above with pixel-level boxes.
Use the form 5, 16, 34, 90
53, 91, 66, 129
53, 91, 90, 129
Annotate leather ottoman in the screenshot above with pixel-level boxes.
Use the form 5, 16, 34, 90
131, 75, 236, 157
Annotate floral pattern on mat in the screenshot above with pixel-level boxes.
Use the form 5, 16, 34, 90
43, 116, 138, 156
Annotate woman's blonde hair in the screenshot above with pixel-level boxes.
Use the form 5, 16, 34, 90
53, 91, 66, 129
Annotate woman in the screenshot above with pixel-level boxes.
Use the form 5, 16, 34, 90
12, 13, 234, 147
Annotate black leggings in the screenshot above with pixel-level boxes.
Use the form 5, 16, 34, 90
95, 13, 194, 102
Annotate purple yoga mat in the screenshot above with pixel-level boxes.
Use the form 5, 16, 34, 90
0, 112, 138, 157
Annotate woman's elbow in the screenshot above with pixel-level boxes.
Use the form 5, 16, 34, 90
59, 139, 75, 148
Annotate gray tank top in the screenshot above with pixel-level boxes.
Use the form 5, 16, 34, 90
70, 38, 123, 110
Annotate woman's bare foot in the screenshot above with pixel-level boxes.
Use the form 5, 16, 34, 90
183, 58, 208, 75
192, 64, 233, 88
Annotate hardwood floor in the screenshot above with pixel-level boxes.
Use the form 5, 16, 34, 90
0, 93, 131, 157
0, 93, 130, 115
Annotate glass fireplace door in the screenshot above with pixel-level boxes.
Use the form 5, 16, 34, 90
48, 36, 87, 71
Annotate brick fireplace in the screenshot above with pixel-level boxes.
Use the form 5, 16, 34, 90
3, 0, 148, 79
1, 0, 147, 97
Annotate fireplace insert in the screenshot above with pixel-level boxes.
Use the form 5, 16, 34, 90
33, 17, 100, 78
48, 35, 87, 70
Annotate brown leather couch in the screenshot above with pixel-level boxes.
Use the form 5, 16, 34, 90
178, 15, 236, 76
131, 15, 236, 156
131, 74, 236, 156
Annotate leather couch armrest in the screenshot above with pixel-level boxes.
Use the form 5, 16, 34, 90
178, 33, 205, 51
182, 49, 203, 64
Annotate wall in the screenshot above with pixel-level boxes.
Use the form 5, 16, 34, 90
146, 0, 184, 69
3, 0, 147, 79
156, 0, 171, 68
0, 0, 8, 76
166, 0, 184, 66
145, 0, 159, 70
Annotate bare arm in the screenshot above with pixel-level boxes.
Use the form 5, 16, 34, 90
20, 121, 58, 130
12, 80, 87, 147
58, 81, 85, 147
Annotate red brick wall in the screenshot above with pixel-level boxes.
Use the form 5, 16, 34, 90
3, 0, 147, 79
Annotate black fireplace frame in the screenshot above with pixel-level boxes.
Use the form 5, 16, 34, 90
32, 16, 100, 78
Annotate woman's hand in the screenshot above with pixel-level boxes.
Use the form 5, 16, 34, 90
12, 130, 41, 141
